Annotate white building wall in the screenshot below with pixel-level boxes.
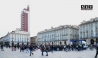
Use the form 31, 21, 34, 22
0, 30, 30, 46
79, 18, 98, 45
37, 26, 79, 45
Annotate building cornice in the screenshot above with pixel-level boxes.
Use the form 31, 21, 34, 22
79, 17, 98, 26
38, 25, 79, 34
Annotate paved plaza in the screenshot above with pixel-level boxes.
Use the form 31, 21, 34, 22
0, 47, 97, 58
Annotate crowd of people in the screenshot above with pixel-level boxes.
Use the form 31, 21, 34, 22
0, 43, 98, 58
40, 43, 89, 52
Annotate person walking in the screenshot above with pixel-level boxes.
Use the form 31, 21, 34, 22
64, 45, 66, 51
21, 44, 24, 52
17, 45, 19, 49
26, 44, 29, 53
1, 44, 4, 51
14, 44, 17, 51
40, 44, 44, 56
20, 44, 22, 52
51, 45, 54, 52
9, 45, 10, 48
71, 44, 74, 51
29, 44, 33, 56
66, 44, 69, 52
45, 45, 49, 56
94, 43, 98, 58
57, 45, 59, 51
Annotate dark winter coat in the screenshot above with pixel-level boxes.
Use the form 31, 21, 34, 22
29, 45, 33, 50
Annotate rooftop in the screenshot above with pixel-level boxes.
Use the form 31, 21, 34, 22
79, 17, 98, 26
38, 25, 79, 34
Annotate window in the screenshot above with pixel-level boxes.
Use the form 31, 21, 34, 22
91, 32, 93, 37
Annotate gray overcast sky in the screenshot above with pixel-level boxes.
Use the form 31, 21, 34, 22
0, 0, 98, 37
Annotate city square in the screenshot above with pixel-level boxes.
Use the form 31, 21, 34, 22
0, 0, 98, 58
0, 47, 97, 58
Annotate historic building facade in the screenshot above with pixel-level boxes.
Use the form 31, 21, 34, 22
37, 25, 79, 45
79, 17, 98, 45
0, 28, 30, 46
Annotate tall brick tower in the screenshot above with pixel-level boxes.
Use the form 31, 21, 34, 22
21, 5, 30, 32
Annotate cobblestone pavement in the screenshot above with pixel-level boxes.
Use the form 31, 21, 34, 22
0, 47, 97, 58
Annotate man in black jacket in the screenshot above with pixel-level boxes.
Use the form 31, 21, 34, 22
51, 45, 54, 52
29, 44, 33, 56
40, 44, 44, 56
45, 45, 49, 56
1, 44, 4, 51
95, 43, 98, 58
